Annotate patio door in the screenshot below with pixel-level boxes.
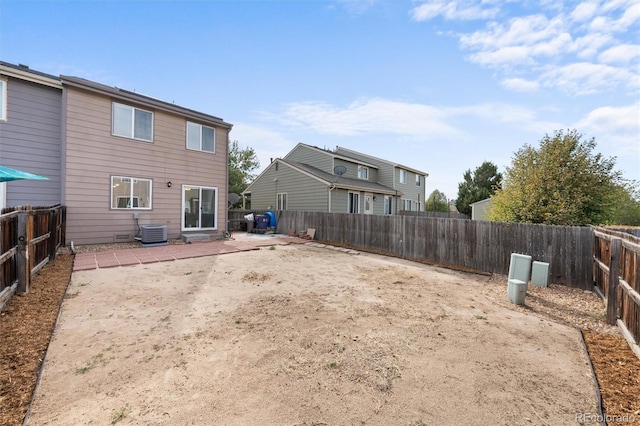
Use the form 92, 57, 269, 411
182, 185, 217, 230
364, 193, 373, 215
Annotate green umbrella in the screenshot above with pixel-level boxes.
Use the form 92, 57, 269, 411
0, 165, 49, 183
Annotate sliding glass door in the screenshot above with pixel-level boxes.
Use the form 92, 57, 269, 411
182, 185, 217, 230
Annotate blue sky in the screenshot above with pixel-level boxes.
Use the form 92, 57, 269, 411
1, 0, 638, 200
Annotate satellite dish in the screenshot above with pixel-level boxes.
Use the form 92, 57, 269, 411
333, 165, 347, 176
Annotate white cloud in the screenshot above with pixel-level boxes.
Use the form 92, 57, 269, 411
541, 62, 636, 94
570, 1, 599, 22
460, 14, 572, 67
500, 77, 541, 92
426, 1, 638, 95
270, 98, 461, 139
411, 0, 499, 21
574, 103, 640, 173
575, 103, 640, 134
598, 43, 640, 63
229, 123, 296, 172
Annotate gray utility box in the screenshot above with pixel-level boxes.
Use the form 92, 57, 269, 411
531, 261, 550, 287
507, 253, 532, 305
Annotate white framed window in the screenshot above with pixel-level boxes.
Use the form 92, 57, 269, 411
186, 122, 215, 153
183, 185, 218, 230
112, 102, 153, 141
111, 176, 152, 209
401, 198, 411, 211
399, 169, 407, 184
0, 79, 6, 121
357, 165, 368, 180
348, 192, 360, 214
384, 196, 392, 215
415, 174, 421, 186
277, 193, 287, 210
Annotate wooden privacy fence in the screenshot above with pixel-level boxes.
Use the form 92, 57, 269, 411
0, 204, 66, 308
593, 227, 640, 357
276, 211, 594, 289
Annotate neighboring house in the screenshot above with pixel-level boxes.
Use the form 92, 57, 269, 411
61, 76, 233, 245
0, 62, 64, 209
242, 143, 428, 215
0, 61, 233, 244
470, 198, 493, 220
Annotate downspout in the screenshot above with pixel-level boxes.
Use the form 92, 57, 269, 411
328, 184, 336, 213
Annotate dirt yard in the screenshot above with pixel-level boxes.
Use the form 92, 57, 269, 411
19, 242, 604, 426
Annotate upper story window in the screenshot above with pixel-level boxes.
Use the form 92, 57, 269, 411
187, 122, 215, 153
111, 176, 152, 209
357, 165, 368, 180
112, 102, 153, 142
399, 169, 407, 184
416, 174, 421, 186
0, 79, 6, 121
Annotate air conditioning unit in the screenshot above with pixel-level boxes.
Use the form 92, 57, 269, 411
141, 225, 168, 245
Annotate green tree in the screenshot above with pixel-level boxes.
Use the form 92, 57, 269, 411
455, 161, 502, 215
488, 129, 623, 226
609, 182, 640, 226
426, 189, 450, 212
228, 140, 260, 207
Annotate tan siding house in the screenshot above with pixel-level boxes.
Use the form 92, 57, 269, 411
61, 76, 232, 245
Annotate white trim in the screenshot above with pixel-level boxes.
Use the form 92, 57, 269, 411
358, 165, 369, 180
277, 192, 287, 210
0, 78, 6, 121
0, 64, 62, 89
110, 176, 153, 210
348, 191, 360, 214
399, 169, 407, 184
181, 184, 218, 231
112, 102, 154, 142
186, 121, 216, 153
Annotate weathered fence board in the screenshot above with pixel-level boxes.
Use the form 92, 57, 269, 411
592, 228, 640, 356
0, 205, 66, 309
275, 211, 594, 288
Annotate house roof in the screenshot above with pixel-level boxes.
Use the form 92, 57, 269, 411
60, 75, 233, 129
470, 198, 493, 207
242, 158, 398, 196
335, 145, 428, 177
286, 143, 380, 169
0, 61, 62, 89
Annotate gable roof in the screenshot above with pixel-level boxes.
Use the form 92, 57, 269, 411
286, 143, 379, 169
60, 75, 233, 129
335, 145, 428, 177
242, 158, 398, 196
0, 61, 62, 89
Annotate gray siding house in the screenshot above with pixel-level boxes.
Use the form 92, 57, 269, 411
0, 62, 64, 209
243, 143, 428, 215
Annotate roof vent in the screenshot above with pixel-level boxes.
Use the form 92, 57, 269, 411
18, 64, 29, 69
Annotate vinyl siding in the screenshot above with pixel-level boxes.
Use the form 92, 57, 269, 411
334, 148, 395, 188
0, 77, 63, 206
284, 144, 334, 174
249, 162, 329, 212
395, 168, 425, 210
64, 86, 228, 244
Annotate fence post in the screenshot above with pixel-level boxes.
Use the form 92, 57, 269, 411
17, 208, 34, 293
607, 238, 621, 325
48, 207, 57, 262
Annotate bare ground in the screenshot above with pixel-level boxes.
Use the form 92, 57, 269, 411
1, 240, 639, 425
